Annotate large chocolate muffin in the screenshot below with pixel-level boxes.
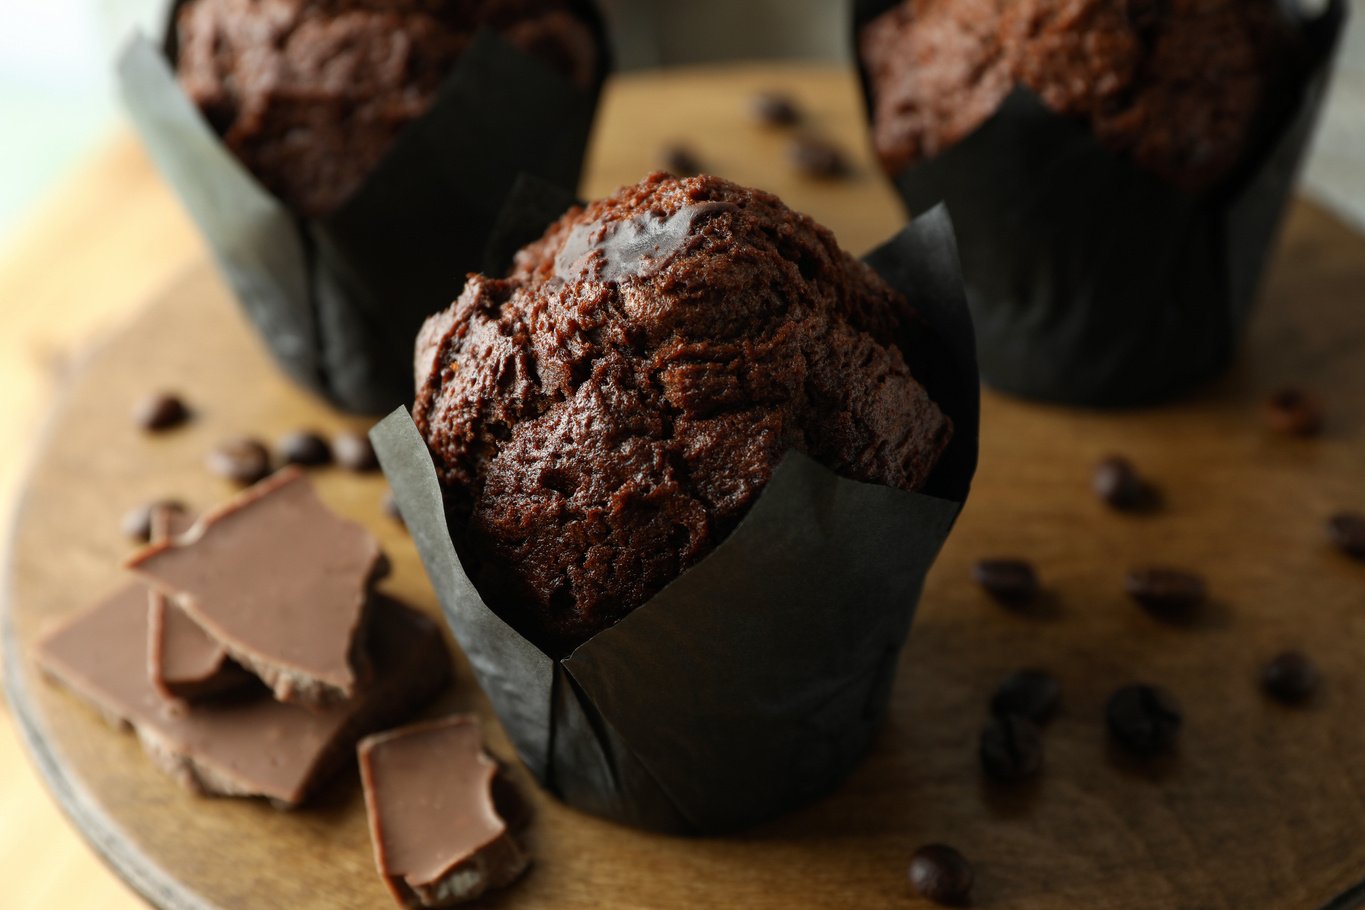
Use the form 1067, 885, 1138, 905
175, 0, 600, 216
860, 0, 1301, 191
414, 173, 954, 653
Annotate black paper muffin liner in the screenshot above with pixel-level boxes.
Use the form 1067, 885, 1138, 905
117, 0, 609, 414
370, 184, 979, 834
854, 0, 1345, 407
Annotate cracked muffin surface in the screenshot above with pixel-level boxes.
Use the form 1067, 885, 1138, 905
414, 172, 954, 654
175, 0, 600, 215
860, 0, 1302, 191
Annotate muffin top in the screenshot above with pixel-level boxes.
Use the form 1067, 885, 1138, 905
413, 172, 954, 654
860, 0, 1301, 191
176, 0, 600, 216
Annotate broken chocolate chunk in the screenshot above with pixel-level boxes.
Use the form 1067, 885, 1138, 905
360, 715, 529, 908
36, 594, 450, 806
127, 469, 382, 708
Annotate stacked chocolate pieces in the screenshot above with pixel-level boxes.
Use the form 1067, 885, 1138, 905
34, 468, 450, 807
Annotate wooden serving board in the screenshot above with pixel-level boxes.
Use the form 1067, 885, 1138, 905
7, 64, 1365, 910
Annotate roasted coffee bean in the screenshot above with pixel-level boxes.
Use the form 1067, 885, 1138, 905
1327, 512, 1365, 561
980, 715, 1043, 782
1106, 684, 1182, 756
788, 135, 849, 179
133, 392, 189, 432
333, 432, 379, 473
662, 143, 703, 177
121, 499, 187, 543
1261, 651, 1320, 704
908, 844, 974, 905
1092, 455, 1154, 510
1125, 567, 1206, 616
972, 558, 1039, 605
990, 668, 1061, 724
750, 91, 801, 126
206, 437, 272, 486
278, 430, 332, 467
1264, 387, 1323, 437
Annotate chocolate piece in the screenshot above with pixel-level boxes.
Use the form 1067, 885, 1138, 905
788, 134, 849, 178
206, 437, 273, 486
750, 92, 801, 127
971, 557, 1039, 606
1327, 511, 1365, 561
128, 469, 381, 707
360, 716, 530, 907
1264, 387, 1324, 437
413, 172, 954, 653
133, 391, 189, 432
1106, 683, 1182, 756
35, 594, 450, 806
278, 430, 333, 467
121, 499, 188, 543
1125, 567, 1207, 617
908, 843, 973, 905
334, 431, 381, 473
144, 505, 253, 702
1261, 650, 1320, 704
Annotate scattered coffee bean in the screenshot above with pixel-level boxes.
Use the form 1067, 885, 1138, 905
382, 490, 405, 529
1327, 511, 1365, 561
278, 430, 332, 467
662, 143, 703, 177
1106, 684, 1182, 756
750, 91, 801, 127
908, 844, 973, 906
1264, 387, 1323, 437
206, 437, 272, 486
332, 431, 379, 473
1092, 455, 1155, 511
133, 392, 189, 432
788, 135, 849, 179
979, 714, 1043, 782
121, 499, 187, 543
1125, 567, 1206, 617
1261, 651, 1320, 704
990, 668, 1061, 724
972, 558, 1039, 605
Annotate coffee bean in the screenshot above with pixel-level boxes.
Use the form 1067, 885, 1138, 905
333, 432, 379, 473
662, 144, 702, 177
980, 714, 1043, 782
1092, 455, 1154, 510
990, 668, 1061, 724
206, 437, 272, 486
750, 91, 801, 127
972, 558, 1039, 605
121, 499, 187, 543
1327, 512, 1365, 561
1265, 387, 1323, 437
133, 392, 189, 432
908, 844, 973, 905
1125, 567, 1206, 616
788, 135, 849, 179
278, 430, 332, 467
1261, 651, 1320, 704
1106, 684, 1182, 756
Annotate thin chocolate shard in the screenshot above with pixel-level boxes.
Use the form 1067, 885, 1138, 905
146, 506, 255, 701
35, 593, 450, 807
127, 468, 381, 708
360, 716, 530, 908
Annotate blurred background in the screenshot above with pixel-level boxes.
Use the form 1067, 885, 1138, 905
3, 0, 1362, 247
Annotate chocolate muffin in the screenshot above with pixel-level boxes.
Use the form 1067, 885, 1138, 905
414, 173, 954, 653
860, 0, 1301, 191
175, 0, 600, 216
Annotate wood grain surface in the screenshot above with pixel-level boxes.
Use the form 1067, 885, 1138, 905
6, 63, 1365, 910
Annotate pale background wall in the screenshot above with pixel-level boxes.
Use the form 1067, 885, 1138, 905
1, 0, 1362, 243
